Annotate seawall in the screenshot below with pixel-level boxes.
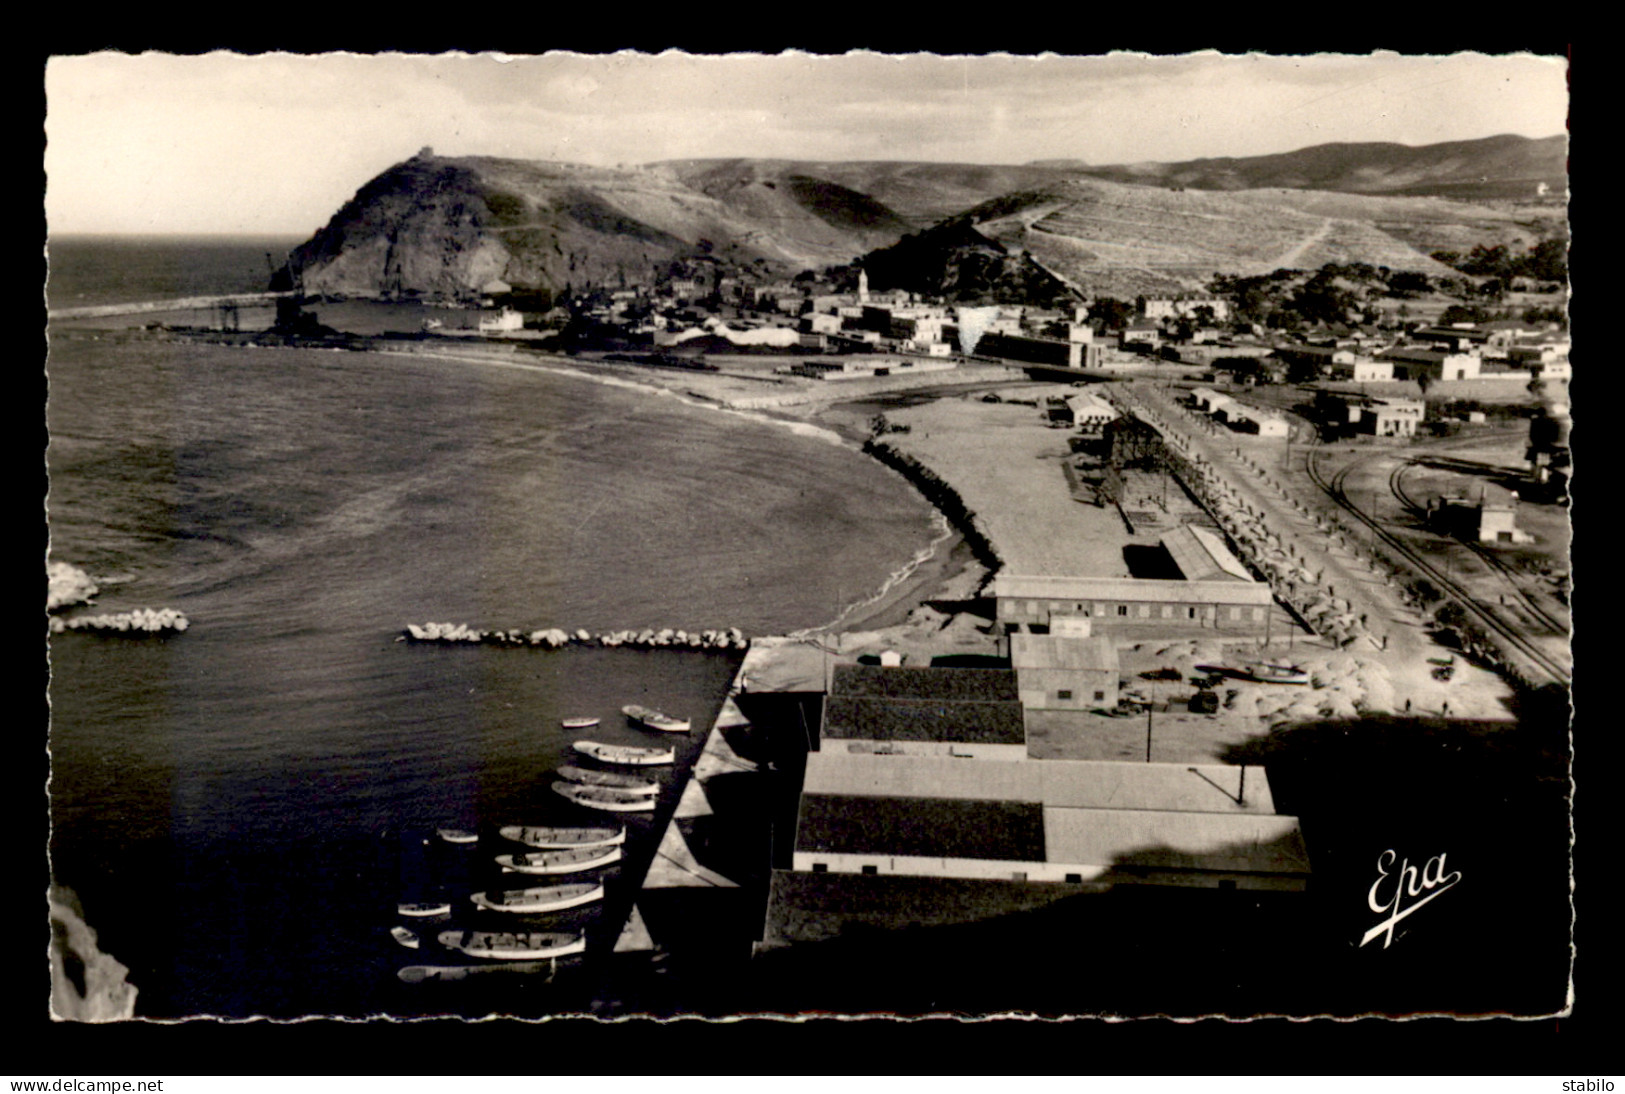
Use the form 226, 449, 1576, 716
861, 439, 1004, 582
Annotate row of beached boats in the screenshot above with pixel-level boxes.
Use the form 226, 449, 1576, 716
557, 707, 688, 814
391, 701, 690, 973
392, 823, 629, 964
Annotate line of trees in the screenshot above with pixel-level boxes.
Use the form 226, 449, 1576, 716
1429, 239, 1567, 283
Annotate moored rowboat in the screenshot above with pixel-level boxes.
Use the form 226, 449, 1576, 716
437, 828, 479, 844
470, 882, 604, 913
561, 717, 600, 729
573, 739, 674, 766
397, 901, 453, 918
553, 781, 657, 813
391, 926, 421, 949
623, 704, 690, 733
498, 825, 626, 849
495, 845, 623, 874
436, 930, 586, 960
557, 765, 658, 794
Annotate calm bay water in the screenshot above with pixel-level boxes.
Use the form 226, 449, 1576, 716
45, 238, 941, 1017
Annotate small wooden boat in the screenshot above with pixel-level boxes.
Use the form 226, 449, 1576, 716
397, 901, 453, 918
399, 961, 556, 983
553, 781, 657, 813
573, 739, 675, 766
437, 828, 479, 844
436, 930, 586, 961
391, 926, 421, 949
471, 882, 604, 913
495, 844, 623, 874
499, 825, 626, 849
557, 765, 659, 794
561, 716, 601, 729
1240, 663, 1310, 686
623, 704, 690, 733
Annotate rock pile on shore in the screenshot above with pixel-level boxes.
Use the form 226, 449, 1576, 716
403, 622, 749, 650
49, 607, 190, 635
47, 560, 99, 611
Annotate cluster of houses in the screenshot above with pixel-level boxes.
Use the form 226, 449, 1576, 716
545, 264, 1126, 374
523, 270, 1569, 400
1186, 387, 1293, 437
1111, 294, 1570, 390
770, 271, 1112, 373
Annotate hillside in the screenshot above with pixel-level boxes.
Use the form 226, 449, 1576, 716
282, 152, 926, 299
661, 159, 1076, 228
871, 176, 1488, 302
281, 137, 1567, 301
1067, 134, 1567, 201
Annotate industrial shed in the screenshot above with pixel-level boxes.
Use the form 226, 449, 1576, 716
788, 753, 1309, 891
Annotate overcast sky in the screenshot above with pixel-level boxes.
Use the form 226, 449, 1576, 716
45, 50, 1569, 235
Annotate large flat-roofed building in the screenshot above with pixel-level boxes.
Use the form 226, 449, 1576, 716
1009, 633, 1119, 711
819, 663, 1027, 760
1141, 295, 1231, 322
1358, 397, 1425, 437
975, 331, 1100, 370
1379, 346, 1482, 381
1227, 410, 1290, 437
789, 753, 1310, 891
1327, 358, 1395, 383
990, 574, 1274, 636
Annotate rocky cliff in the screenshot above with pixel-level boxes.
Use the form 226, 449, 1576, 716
281, 151, 921, 300
49, 888, 138, 1022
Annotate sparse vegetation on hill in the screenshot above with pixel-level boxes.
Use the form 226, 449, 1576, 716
279, 139, 1568, 305
860, 220, 1077, 308
1068, 134, 1566, 201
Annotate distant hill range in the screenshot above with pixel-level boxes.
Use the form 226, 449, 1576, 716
281, 135, 1566, 301
1047, 133, 1568, 200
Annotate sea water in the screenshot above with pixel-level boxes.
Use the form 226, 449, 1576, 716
44, 238, 943, 1017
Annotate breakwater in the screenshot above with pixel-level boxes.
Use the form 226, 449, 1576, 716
861, 439, 1004, 579
50, 608, 190, 635
401, 622, 749, 650
48, 291, 291, 321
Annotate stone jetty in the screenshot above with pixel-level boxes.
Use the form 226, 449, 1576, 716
49, 607, 190, 635
401, 622, 749, 650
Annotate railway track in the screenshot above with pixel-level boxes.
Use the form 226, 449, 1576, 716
1307, 446, 1571, 688
1387, 460, 1569, 638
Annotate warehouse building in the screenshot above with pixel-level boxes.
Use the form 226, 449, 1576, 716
1159, 525, 1254, 583
990, 574, 1274, 637
787, 753, 1310, 891
1009, 632, 1120, 712
818, 663, 1028, 761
